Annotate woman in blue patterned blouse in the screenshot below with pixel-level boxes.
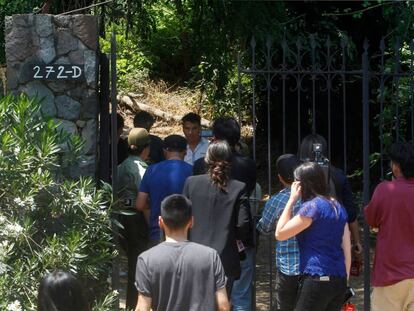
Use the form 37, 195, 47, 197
275, 162, 351, 311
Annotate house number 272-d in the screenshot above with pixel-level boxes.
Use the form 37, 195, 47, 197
32, 65, 84, 80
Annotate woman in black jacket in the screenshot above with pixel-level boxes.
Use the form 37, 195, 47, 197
183, 140, 250, 294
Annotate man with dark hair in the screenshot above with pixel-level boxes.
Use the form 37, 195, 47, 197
182, 112, 209, 165
256, 154, 301, 311
365, 141, 414, 311
117, 127, 151, 310
193, 117, 256, 194
134, 111, 165, 164
135, 194, 230, 311
136, 135, 192, 246
193, 117, 256, 311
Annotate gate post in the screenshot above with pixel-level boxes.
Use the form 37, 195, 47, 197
5, 14, 100, 178
362, 38, 371, 311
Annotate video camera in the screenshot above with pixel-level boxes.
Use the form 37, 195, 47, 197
312, 143, 327, 165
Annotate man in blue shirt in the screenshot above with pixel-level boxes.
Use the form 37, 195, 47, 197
136, 135, 193, 246
256, 154, 301, 311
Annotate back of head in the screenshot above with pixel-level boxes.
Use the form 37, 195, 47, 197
128, 127, 150, 155
133, 111, 155, 131
389, 141, 414, 178
38, 271, 89, 311
294, 162, 328, 201
299, 134, 328, 162
161, 194, 192, 230
276, 154, 299, 184
163, 135, 187, 153
205, 140, 232, 191
182, 112, 201, 126
212, 117, 241, 148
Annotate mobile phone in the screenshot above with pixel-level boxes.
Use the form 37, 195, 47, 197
343, 286, 355, 303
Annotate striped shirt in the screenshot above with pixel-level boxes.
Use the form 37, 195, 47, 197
256, 187, 301, 276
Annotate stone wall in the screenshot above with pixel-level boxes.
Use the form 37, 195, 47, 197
5, 14, 99, 178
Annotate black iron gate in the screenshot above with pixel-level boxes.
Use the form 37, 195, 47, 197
238, 35, 414, 311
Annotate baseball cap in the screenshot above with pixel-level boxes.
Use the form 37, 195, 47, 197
128, 128, 150, 150
163, 135, 187, 151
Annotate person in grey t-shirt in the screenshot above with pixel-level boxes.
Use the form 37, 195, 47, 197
135, 194, 230, 311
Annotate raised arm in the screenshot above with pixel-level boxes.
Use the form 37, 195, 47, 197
275, 182, 312, 241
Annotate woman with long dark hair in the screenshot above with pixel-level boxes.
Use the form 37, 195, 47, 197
183, 140, 250, 293
276, 162, 351, 311
38, 271, 90, 311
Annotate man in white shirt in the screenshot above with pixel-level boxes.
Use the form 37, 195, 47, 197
182, 112, 209, 165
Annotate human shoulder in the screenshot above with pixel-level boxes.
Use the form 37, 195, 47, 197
233, 153, 255, 166
370, 180, 394, 198
186, 241, 218, 254
228, 178, 246, 191
185, 174, 210, 189
181, 160, 193, 170
138, 242, 173, 261
268, 188, 290, 205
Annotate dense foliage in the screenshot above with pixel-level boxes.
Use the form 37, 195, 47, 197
0, 95, 116, 311
2, 1, 414, 119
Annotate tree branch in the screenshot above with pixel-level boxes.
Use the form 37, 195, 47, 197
322, 2, 395, 17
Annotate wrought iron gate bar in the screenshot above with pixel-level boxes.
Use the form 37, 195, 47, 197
240, 69, 413, 77
378, 39, 386, 180
238, 35, 414, 311
362, 38, 371, 311
410, 39, 414, 140
341, 37, 347, 173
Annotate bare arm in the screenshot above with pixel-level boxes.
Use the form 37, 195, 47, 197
349, 220, 362, 256
342, 223, 352, 280
275, 181, 312, 241
136, 192, 150, 224
215, 287, 230, 311
135, 294, 152, 311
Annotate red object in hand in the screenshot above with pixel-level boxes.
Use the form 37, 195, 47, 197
342, 303, 355, 311
350, 260, 361, 276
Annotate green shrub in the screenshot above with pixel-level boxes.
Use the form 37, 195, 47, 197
100, 27, 151, 91
0, 95, 116, 311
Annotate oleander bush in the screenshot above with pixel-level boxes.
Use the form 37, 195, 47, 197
0, 94, 117, 311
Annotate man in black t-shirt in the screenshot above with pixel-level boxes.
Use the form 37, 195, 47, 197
135, 194, 229, 311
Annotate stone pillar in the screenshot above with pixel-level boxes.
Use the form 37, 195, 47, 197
5, 14, 99, 178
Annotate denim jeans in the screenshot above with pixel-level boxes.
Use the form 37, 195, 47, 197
294, 275, 347, 311
231, 247, 255, 311
274, 270, 300, 311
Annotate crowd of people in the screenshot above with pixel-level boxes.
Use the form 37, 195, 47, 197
36, 110, 414, 311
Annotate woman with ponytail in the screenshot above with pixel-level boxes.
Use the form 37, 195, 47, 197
183, 140, 250, 293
